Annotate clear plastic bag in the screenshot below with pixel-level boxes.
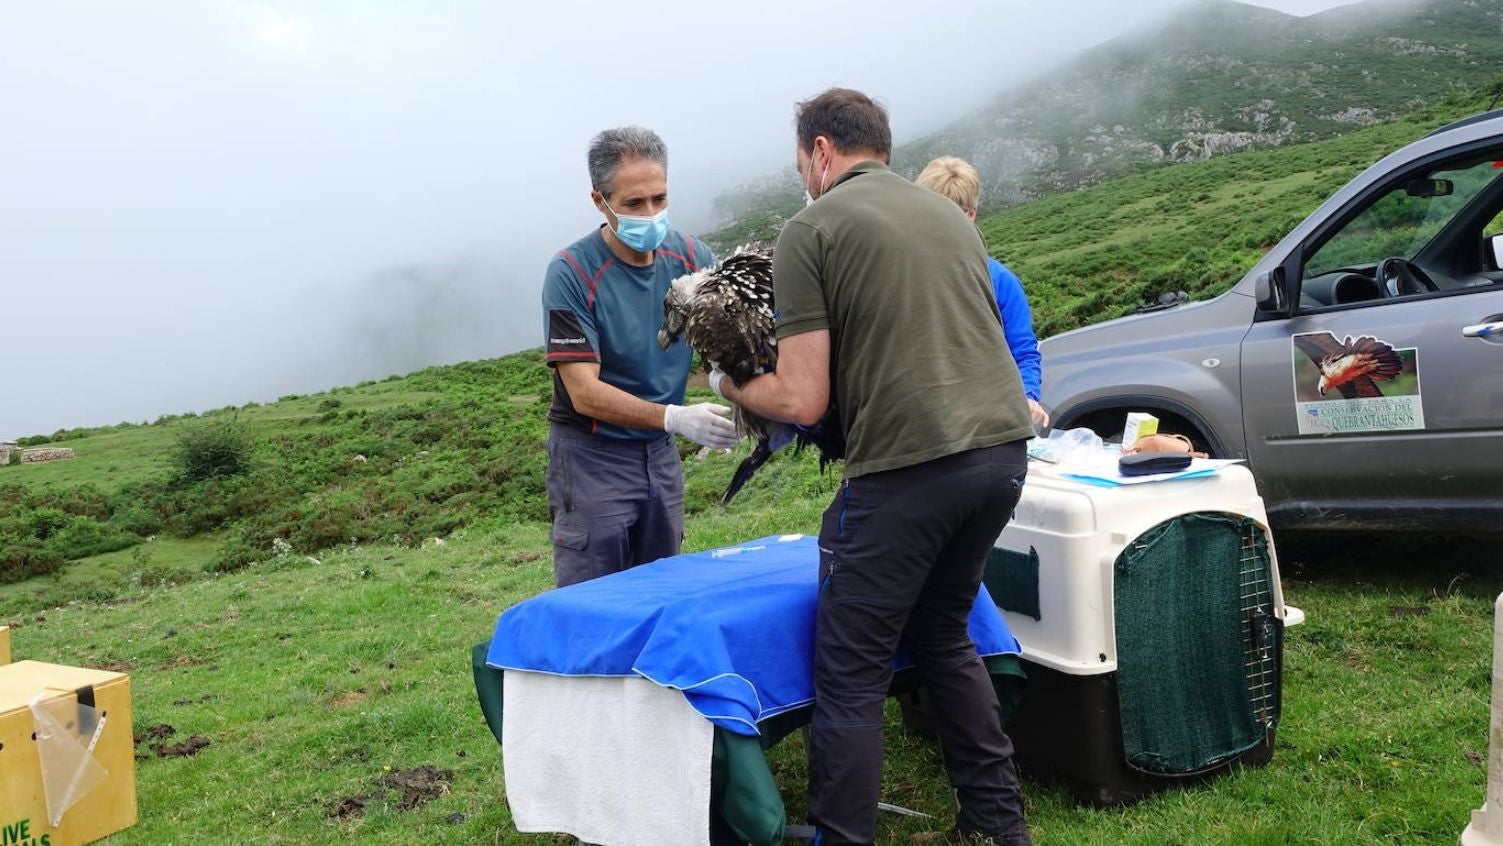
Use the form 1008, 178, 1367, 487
29, 692, 110, 826
1028, 427, 1108, 465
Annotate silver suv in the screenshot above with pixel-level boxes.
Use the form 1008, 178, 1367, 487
1041, 109, 1503, 536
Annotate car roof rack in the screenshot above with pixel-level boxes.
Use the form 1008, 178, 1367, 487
1422, 108, 1503, 139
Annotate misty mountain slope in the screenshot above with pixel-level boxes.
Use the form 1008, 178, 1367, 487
987, 90, 1488, 336
705, 0, 1503, 252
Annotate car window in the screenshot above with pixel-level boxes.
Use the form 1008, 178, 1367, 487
1305, 157, 1499, 278
1485, 206, 1503, 239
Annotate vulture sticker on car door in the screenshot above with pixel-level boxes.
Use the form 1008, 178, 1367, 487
1291, 331, 1425, 435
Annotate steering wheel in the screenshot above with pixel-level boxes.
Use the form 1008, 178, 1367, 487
1375, 257, 1440, 296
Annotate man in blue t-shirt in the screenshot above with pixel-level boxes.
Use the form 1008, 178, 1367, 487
916, 157, 1049, 429
540, 126, 735, 587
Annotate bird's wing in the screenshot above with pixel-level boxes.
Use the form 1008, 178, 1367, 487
1345, 336, 1404, 382
1294, 331, 1346, 364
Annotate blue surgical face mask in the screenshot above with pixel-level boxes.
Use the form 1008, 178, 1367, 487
604, 201, 670, 252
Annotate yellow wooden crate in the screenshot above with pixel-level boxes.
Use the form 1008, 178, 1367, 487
0, 626, 10, 665
0, 661, 137, 846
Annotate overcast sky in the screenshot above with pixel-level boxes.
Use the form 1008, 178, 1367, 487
0, 0, 1360, 439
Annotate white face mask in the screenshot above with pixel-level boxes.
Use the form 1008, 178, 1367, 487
802, 146, 830, 206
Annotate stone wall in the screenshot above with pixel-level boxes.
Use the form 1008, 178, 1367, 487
19, 447, 76, 464
0, 444, 15, 466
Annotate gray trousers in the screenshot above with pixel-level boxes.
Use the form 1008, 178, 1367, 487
545, 424, 685, 588
810, 441, 1032, 846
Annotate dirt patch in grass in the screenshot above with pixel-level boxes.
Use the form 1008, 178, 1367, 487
329, 690, 367, 708
381, 765, 454, 811
328, 764, 454, 820
171, 694, 219, 706
151, 735, 212, 758
134, 723, 210, 758
329, 795, 375, 820
159, 654, 209, 670
133, 724, 176, 747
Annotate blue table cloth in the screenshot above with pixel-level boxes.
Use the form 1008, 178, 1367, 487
485, 534, 1021, 737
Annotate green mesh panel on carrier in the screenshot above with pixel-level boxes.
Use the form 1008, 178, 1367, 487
1113, 513, 1282, 775
984, 545, 1041, 621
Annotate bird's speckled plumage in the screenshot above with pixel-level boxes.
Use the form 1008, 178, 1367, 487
660, 244, 844, 503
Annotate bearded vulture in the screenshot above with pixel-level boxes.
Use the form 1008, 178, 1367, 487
659, 244, 845, 504
1294, 332, 1405, 399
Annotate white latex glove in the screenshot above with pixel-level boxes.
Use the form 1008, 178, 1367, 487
1028, 399, 1051, 428
707, 369, 730, 400
664, 403, 739, 449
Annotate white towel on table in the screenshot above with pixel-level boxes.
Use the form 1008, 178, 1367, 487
502, 671, 714, 846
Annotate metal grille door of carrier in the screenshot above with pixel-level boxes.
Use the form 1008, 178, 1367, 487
1112, 514, 1283, 775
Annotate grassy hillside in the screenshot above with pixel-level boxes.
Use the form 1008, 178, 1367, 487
3, 464, 1498, 844
0, 350, 837, 611
1, 358, 549, 585
705, 0, 1503, 253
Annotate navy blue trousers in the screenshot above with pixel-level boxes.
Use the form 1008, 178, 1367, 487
810, 441, 1033, 846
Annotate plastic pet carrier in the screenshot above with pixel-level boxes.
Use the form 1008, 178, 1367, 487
981, 461, 1304, 806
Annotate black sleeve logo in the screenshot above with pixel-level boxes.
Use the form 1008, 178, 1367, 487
546, 308, 597, 361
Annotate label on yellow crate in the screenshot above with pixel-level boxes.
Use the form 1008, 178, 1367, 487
1, 817, 53, 845
0, 662, 137, 846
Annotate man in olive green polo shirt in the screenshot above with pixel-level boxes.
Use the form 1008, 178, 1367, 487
716, 88, 1035, 846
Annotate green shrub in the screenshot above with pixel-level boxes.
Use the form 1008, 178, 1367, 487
0, 541, 64, 584
131, 562, 192, 589
24, 508, 71, 541
44, 516, 139, 561
206, 533, 264, 573
174, 419, 254, 483
107, 499, 164, 537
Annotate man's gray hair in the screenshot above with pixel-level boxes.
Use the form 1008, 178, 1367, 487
588, 126, 668, 198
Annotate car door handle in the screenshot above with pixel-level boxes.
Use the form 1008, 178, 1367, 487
1462, 322, 1503, 339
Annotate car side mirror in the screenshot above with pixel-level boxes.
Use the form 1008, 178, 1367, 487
1489, 233, 1503, 271
1255, 268, 1287, 314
